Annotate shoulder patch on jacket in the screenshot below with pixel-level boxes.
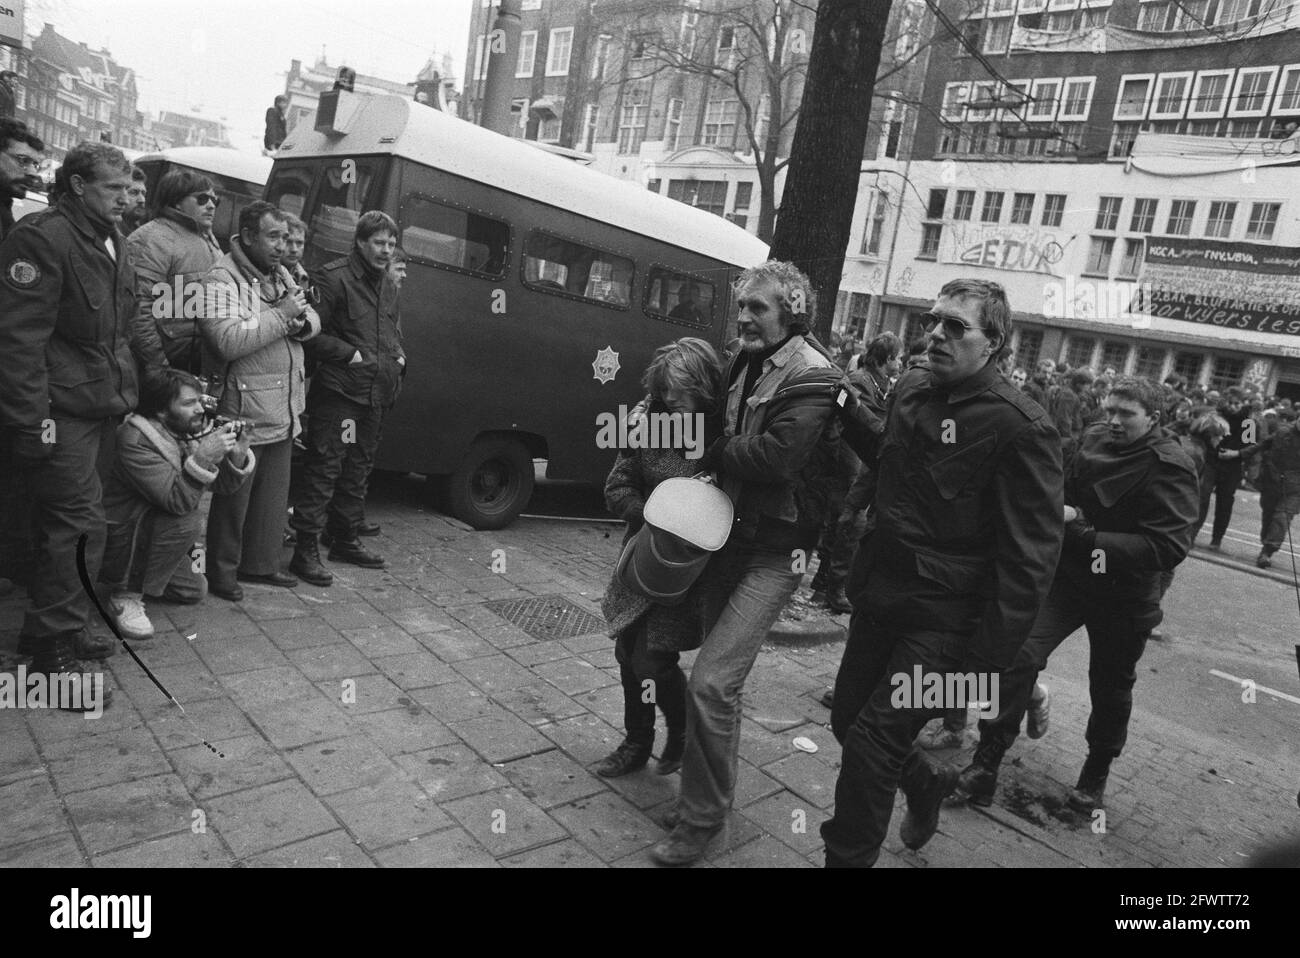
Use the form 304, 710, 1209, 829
5, 258, 41, 288
990, 378, 1044, 422
321, 256, 349, 272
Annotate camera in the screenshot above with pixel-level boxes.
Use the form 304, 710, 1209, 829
212, 416, 246, 437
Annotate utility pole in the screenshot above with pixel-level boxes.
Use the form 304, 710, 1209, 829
480, 0, 523, 135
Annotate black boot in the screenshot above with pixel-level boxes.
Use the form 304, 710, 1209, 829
290, 535, 334, 587
656, 730, 685, 775
594, 739, 651, 778
29, 633, 113, 711
899, 760, 959, 851
1067, 753, 1111, 812
825, 585, 853, 615
328, 537, 386, 569
73, 628, 115, 660
955, 740, 1005, 807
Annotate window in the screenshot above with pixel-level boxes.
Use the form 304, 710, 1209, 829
1110, 122, 1141, 158
1173, 351, 1204, 384
1058, 77, 1095, 120
400, 195, 509, 278
1028, 78, 1061, 120
983, 16, 1013, 54
883, 102, 904, 158
1042, 193, 1066, 227
1085, 237, 1114, 275
863, 189, 888, 255
1095, 196, 1122, 231
591, 35, 612, 81
1205, 201, 1236, 238
1209, 355, 1245, 392
1010, 192, 1035, 224
1015, 328, 1044, 372
665, 98, 683, 151
1100, 341, 1129, 373
1229, 67, 1278, 117
644, 267, 714, 326
919, 223, 942, 259
582, 104, 599, 152
1189, 71, 1232, 118
981, 191, 1004, 223
546, 28, 574, 76
1276, 64, 1300, 114
1152, 72, 1192, 118
523, 230, 633, 306
646, 179, 661, 193
733, 182, 753, 220
927, 188, 948, 219
522, 0, 541, 10
1117, 238, 1145, 278
516, 31, 538, 77
1065, 336, 1096, 370
1135, 347, 1166, 380
1130, 198, 1158, 234
618, 103, 646, 154
1115, 75, 1153, 120
1166, 200, 1195, 235
1245, 202, 1280, 241
309, 159, 378, 256
715, 25, 737, 67
941, 82, 971, 121
702, 99, 739, 145
953, 189, 976, 221
666, 179, 728, 217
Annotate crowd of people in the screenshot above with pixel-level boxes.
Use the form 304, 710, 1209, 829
0, 128, 408, 707
2, 119, 1296, 869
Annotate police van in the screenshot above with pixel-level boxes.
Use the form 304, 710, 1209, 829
265, 92, 767, 529
134, 147, 272, 252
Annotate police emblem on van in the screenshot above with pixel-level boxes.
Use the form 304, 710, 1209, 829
592, 346, 621, 384
5, 259, 40, 288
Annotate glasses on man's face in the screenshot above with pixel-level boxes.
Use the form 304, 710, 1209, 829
192, 193, 219, 207
921, 311, 985, 340
6, 152, 40, 170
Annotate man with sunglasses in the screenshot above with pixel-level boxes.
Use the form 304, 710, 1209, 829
820, 278, 1063, 866
126, 170, 223, 373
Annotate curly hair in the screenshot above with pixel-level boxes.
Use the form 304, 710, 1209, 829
735, 260, 816, 332
1107, 376, 1164, 417
641, 337, 722, 413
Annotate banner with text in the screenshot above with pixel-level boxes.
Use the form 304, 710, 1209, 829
1133, 237, 1300, 337
1, 1, 23, 50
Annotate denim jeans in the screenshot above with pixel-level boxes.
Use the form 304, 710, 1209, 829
615, 623, 685, 749
820, 613, 967, 867
677, 539, 802, 828
977, 574, 1149, 761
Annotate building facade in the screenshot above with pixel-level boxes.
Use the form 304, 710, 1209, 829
873, 0, 1300, 398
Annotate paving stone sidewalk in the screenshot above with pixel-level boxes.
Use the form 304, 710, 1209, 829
0, 486, 1284, 868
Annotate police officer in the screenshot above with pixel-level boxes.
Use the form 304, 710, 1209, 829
820, 278, 1063, 867
957, 377, 1199, 812
0, 142, 139, 706
289, 210, 405, 585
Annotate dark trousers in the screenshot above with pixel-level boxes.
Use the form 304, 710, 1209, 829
0, 429, 36, 586
206, 438, 293, 586
102, 505, 207, 602
820, 612, 967, 867
291, 385, 384, 541
1259, 479, 1299, 553
20, 417, 115, 639
614, 623, 686, 748
977, 575, 1149, 761
1199, 458, 1243, 543
823, 468, 875, 591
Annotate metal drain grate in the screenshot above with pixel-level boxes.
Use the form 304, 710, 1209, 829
485, 594, 606, 641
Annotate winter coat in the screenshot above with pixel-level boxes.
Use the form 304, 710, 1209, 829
103, 413, 256, 525
198, 240, 320, 446
1259, 422, 1300, 499
125, 208, 222, 372
0, 196, 137, 430
601, 422, 714, 653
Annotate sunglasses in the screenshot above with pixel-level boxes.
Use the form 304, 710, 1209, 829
192, 193, 219, 207
921, 311, 986, 340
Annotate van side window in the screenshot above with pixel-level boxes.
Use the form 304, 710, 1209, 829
645, 267, 714, 326
400, 196, 509, 278
266, 166, 314, 220
311, 161, 377, 255
523, 230, 633, 308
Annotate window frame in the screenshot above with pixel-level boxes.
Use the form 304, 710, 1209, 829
919, 223, 943, 260
1084, 236, 1115, 277
1204, 200, 1237, 239
1166, 199, 1197, 236
1041, 193, 1066, 228
953, 189, 976, 221
981, 191, 1005, 223
398, 192, 513, 281
1244, 201, 1281, 241
642, 263, 716, 328
1095, 195, 1123, 231
1150, 71, 1194, 119
1028, 78, 1062, 121
1274, 63, 1300, 116
1114, 74, 1155, 121
545, 27, 574, 77
1130, 197, 1158, 234
1010, 192, 1035, 225
1116, 238, 1145, 279
516, 31, 539, 77
1227, 65, 1279, 118
1187, 69, 1234, 119
1058, 76, 1096, 122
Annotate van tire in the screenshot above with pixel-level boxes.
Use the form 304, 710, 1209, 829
445, 437, 535, 530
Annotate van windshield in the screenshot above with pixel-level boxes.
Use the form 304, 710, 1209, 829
264, 157, 384, 268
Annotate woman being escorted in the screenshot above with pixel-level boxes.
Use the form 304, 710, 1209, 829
597, 338, 723, 778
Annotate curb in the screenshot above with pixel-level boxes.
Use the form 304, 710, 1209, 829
768, 616, 848, 647
1186, 547, 1299, 587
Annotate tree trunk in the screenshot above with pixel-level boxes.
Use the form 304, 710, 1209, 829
769, 0, 892, 344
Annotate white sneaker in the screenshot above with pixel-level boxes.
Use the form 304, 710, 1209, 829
111, 594, 155, 641
1027, 683, 1050, 739
916, 719, 968, 750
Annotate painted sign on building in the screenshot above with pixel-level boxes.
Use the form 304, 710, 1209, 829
0, 0, 23, 50
940, 223, 1075, 276
1134, 238, 1300, 337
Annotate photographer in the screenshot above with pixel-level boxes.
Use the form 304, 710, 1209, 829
100, 369, 255, 639
199, 201, 318, 600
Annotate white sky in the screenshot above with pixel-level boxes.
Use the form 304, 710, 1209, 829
31, 0, 473, 152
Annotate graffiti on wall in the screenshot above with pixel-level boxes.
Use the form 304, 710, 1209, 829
940, 224, 1077, 276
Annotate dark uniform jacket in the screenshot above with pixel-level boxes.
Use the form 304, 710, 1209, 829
306, 250, 405, 407
1058, 423, 1199, 625
840, 360, 1064, 669
0, 196, 138, 432
1259, 421, 1300, 499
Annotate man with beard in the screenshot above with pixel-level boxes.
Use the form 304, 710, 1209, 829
0, 119, 43, 242
99, 369, 255, 638
0, 143, 139, 703
956, 377, 1198, 812
122, 166, 149, 234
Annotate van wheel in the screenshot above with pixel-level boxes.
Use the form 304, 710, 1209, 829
445, 438, 534, 530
